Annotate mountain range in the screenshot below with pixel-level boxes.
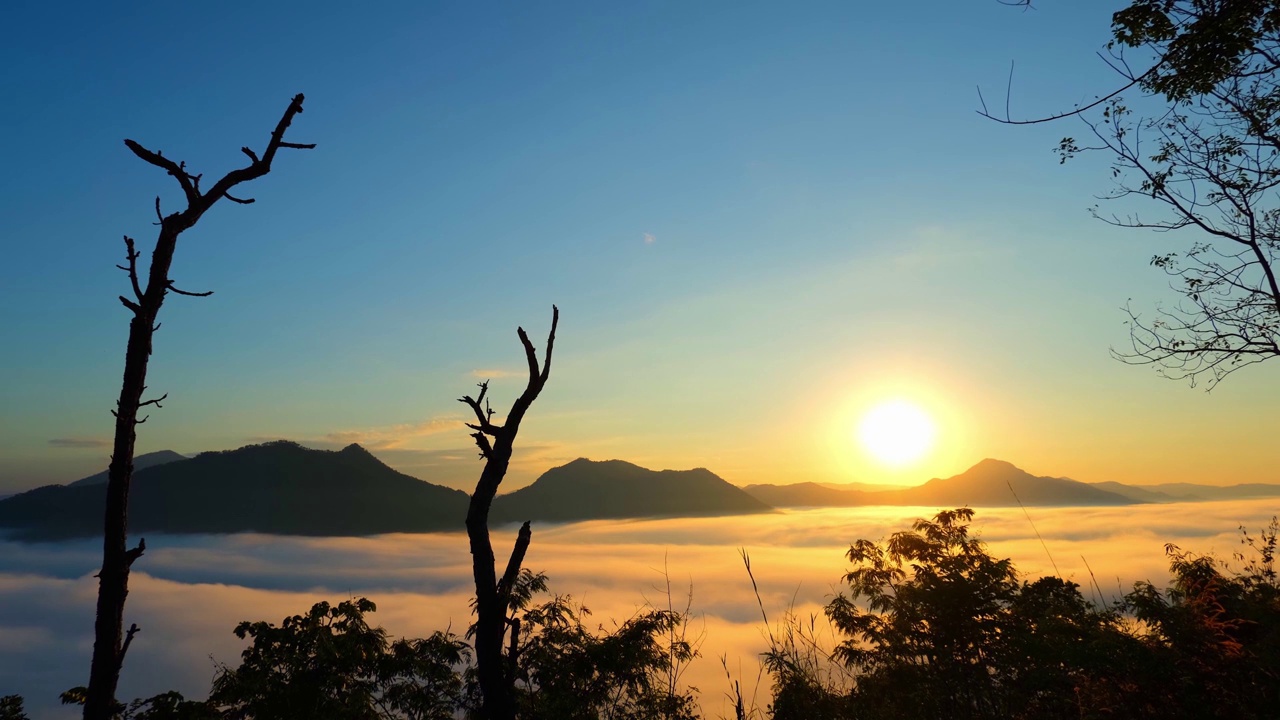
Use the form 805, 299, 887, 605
745, 459, 1134, 507
0, 442, 767, 540
745, 459, 1280, 508
2, 442, 1277, 540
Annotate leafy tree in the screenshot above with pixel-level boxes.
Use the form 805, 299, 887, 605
484, 570, 701, 720
993, 1, 1280, 387
85, 95, 315, 720
208, 598, 468, 720
61, 688, 216, 720
758, 509, 1280, 720
0, 696, 29, 720
1122, 518, 1280, 718
763, 509, 1159, 719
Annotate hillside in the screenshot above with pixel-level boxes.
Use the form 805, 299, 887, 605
494, 458, 772, 523
742, 482, 872, 508
1125, 482, 1280, 501
886, 459, 1135, 507
66, 449, 188, 487
0, 441, 469, 539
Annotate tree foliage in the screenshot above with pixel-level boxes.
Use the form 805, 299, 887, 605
764, 508, 1280, 720
61, 573, 702, 720
209, 598, 468, 720
0, 696, 29, 720
493, 571, 702, 720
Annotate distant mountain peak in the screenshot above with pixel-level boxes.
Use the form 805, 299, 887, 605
66, 449, 188, 488
494, 457, 771, 522
968, 458, 1021, 472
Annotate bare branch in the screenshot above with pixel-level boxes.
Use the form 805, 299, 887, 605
122, 140, 199, 206
115, 236, 144, 309
496, 521, 533, 601
166, 281, 213, 298
118, 624, 140, 669
124, 538, 145, 567
223, 192, 255, 205
977, 72, 1147, 125
540, 305, 559, 381
138, 394, 167, 409
460, 382, 502, 435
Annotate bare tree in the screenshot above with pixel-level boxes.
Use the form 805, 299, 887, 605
84, 95, 315, 720
458, 306, 559, 720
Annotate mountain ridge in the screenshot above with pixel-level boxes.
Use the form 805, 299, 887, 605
66, 449, 188, 488
0, 441, 469, 539
492, 458, 771, 523
743, 458, 1135, 507
4, 445, 1275, 540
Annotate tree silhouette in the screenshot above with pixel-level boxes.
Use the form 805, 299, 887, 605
989, 1, 1280, 388
210, 598, 468, 720
0, 696, 29, 720
84, 95, 314, 720
458, 306, 558, 720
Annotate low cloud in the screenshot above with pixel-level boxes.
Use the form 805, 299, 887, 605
5, 500, 1277, 719
47, 438, 110, 449
318, 418, 459, 450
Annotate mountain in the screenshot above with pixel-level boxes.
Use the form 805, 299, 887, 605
493, 458, 772, 523
888, 459, 1135, 507
815, 481, 903, 493
0, 441, 468, 540
1121, 482, 1280, 501
743, 459, 1136, 508
1087, 481, 1180, 503
66, 449, 189, 488
742, 482, 872, 508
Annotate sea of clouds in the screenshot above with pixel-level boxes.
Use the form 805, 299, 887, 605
3, 500, 1278, 719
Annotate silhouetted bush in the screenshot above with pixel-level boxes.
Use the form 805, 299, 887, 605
761, 509, 1280, 720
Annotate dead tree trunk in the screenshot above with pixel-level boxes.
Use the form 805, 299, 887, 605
83, 95, 314, 720
460, 306, 558, 720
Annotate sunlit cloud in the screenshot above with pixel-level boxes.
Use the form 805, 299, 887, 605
643, 233, 656, 245
245, 418, 461, 453
468, 368, 523, 380
319, 418, 459, 449
46, 438, 110, 449
5, 500, 1276, 719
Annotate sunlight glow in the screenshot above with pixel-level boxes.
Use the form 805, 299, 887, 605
857, 399, 937, 468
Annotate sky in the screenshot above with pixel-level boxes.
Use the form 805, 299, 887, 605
2, 0, 1279, 494
4, 501, 1278, 719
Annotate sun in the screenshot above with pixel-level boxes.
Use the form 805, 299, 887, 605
857, 399, 937, 468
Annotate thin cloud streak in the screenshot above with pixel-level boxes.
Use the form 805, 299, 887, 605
469, 368, 523, 379
46, 438, 110, 449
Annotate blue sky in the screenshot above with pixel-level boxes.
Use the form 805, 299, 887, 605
3, 0, 1277, 492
